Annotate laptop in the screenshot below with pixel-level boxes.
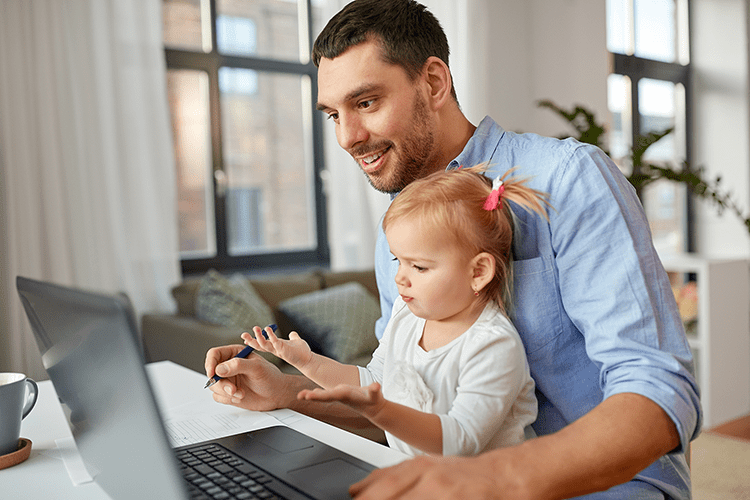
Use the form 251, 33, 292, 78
16, 276, 376, 500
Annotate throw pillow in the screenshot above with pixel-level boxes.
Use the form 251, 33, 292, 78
195, 269, 276, 338
277, 282, 380, 364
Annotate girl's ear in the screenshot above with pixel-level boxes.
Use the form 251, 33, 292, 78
422, 56, 453, 110
471, 252, 495, 293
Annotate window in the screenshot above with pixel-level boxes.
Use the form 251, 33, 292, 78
606, 0, 692, 254
163, 0, 328, 274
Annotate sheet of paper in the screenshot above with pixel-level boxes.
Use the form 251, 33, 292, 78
146, 362, 284, 447
164, 407, 279, 447
160, 388, 280, 445
266, 408, 307, 426
55, 437, 96, 485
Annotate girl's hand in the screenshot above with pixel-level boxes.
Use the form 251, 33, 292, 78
298, 382, 387, 420
241, 327, 314, 369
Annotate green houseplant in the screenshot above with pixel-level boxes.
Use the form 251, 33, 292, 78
538, 99, 750, 234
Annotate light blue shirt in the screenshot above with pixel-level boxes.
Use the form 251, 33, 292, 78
374, 116, 700, 499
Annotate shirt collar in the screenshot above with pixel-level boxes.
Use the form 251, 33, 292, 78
447, 116, 505, 171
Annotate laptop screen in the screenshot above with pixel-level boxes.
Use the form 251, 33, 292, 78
16, 276, 188, 500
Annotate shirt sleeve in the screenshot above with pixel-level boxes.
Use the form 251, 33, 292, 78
551, 144, 702, 452
374, 221, 399, 340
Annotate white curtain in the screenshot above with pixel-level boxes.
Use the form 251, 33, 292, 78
0, 0, 181, 381
322, 0, 489, 270
320, 0, 391, 271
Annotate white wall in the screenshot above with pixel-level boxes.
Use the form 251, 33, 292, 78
480, 0, 750, 257
482, 1, 609, 138
692, 0, 750, 256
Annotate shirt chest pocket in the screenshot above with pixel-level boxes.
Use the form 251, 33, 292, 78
511, 256, 564, 355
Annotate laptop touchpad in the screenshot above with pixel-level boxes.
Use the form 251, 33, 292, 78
252, 426, 315, 453
289, 459, 371, 498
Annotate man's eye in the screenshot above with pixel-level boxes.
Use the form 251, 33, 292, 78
359, 99, 374, 109
326, 112, 339, 122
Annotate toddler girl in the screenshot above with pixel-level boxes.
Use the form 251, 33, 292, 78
243, 165, 550, 457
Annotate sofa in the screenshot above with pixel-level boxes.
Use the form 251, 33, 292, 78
141, 267, 386, 442
142, 268, 382, 374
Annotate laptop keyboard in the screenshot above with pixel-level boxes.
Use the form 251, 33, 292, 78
177, 443, 290, 500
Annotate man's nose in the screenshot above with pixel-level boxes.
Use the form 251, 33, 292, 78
336, 114, 368, 150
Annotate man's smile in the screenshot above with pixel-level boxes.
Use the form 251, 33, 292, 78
363, 151, 384, 164
354, 145, 391, 173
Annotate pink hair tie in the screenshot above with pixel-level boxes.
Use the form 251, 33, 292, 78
483, 176, 505, 210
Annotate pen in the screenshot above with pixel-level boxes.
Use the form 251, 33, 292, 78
204, 324, 277, 389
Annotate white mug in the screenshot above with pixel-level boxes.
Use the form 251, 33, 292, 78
0, 373, 38, 456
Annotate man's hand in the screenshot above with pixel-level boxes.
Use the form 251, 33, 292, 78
204, 343, 376, 430
350, 454, 511, 500
204, 343, 301, 411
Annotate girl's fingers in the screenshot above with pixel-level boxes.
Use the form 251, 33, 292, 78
241, 332, 259, 347
243, 327, 275, 352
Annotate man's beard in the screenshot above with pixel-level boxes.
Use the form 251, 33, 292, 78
355, 92, 436, 194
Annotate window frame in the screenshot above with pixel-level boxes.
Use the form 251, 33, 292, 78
608, 0, 695, 251
165, 0, 329, 275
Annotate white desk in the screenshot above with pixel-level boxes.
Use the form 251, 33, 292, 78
4, 361, 406, 498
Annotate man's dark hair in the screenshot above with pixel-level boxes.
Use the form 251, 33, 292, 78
312, 0, 457, 100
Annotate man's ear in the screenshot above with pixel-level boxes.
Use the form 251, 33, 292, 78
422, 56, 453, 110
471, 252, 496, 292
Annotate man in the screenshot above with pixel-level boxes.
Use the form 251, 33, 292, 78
205, 1, 701, 498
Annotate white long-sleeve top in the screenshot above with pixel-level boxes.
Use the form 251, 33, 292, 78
359, 297, 537, 457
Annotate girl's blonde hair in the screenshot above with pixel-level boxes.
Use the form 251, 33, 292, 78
382, 164, 551, 314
